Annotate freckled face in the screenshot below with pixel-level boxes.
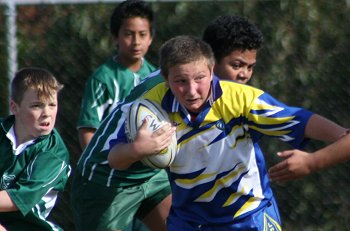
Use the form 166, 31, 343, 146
11, 88, 58, 144
214, 49, 257, 84
166, 60, 213, 114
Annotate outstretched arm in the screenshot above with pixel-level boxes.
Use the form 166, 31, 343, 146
108, 119, 176, 170
304, 114, 347, 142
269, 133, 350, 182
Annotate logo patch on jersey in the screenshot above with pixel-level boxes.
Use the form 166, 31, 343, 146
215, 120, 225, 130
0, 174, 16, 189
263, 213, 282, 231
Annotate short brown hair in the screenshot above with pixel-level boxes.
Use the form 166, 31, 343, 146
159, 35, 215, 77
11, 67, 63, 104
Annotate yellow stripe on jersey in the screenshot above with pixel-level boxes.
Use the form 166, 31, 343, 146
233, 196, 262, 218
194, 164, 247, 202
175, 172, 217, 188
248, 125, 291, 136
223, 186, 246, 207
248, 113, 296, 125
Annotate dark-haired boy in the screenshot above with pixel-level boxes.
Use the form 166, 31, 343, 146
77, 0, 156, 150
203, 15, 264, 84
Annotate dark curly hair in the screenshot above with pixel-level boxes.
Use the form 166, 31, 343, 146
202, 15, 264, 63
110, 0, 154, 37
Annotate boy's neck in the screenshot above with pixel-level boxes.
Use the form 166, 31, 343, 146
114, 55, 143, 73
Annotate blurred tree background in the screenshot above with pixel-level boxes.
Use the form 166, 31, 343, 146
1, 0, 350, 230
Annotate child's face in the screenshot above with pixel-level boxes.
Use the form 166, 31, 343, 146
11, 88, 58, 142
114, 16, 153, 66
214, 49, 257, 84
166, 60, 213, 114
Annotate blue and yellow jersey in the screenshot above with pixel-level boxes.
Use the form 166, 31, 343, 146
142, 75, 313, 225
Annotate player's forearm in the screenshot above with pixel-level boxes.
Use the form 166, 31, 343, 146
108, 143, 142, 170
78, 128, 96, 150
0, 191, 18, 212
305, 114, 347, 142
311, 133, 350, 172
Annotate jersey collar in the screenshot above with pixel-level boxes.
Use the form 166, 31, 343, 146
1, 115, 46, 156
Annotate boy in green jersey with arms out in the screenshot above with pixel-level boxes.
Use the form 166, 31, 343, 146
0, 67, 70, 231
77, 0, 157, 150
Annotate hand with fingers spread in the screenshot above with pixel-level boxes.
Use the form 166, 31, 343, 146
269, 133, 350, 182
268, 150, 315, 182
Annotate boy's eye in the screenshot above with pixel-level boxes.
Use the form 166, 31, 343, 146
174, 79, 185, 84
123, 31, 133, 36
231, 63, 242, 69
248, 64, 256, 70
195, 75, 205, 81
139, 32, 148, 37
30, 103, 42, 108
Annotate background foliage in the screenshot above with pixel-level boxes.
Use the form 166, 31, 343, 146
1, 1, 350, 230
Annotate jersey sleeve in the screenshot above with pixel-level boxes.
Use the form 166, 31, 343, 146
247, 91, 314, 148
77, 74, 110, 129
7, 133, 70, 216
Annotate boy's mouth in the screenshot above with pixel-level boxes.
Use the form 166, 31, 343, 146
40, 122, 50, 127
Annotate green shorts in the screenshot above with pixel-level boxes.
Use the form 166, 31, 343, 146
70, 170, 171, 231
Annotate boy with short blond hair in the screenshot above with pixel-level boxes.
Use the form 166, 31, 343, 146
0, 67, 70, 231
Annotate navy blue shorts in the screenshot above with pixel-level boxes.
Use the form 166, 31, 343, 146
167, 198, 282, 231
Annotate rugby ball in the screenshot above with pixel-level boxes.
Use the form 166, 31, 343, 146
125, 98, 177, 169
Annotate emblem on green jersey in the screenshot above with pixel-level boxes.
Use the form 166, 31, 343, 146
0, 174, 16, 189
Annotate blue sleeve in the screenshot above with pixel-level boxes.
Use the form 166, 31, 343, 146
247, 92, 314, 149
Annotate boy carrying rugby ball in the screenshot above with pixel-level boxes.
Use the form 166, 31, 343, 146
108, 35, 346, 230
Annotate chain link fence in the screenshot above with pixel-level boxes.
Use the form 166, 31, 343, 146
1, 1, 350, 230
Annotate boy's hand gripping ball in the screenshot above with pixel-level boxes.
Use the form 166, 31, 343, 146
125, 99, 177, 168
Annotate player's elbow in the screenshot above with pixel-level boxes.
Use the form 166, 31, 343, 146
107, 154, 130, 171
107, 153, 130, 171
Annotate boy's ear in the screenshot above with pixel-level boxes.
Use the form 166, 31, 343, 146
9, 100, 18, 115
148, 36, 153, 47
162, 75, 169, 88
209, 67, 214, 80
112, 36, 119, 46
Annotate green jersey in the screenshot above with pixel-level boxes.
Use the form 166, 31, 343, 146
0, 116, 71, 231
76, 71, 164, 187
77, 56, 157, 129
